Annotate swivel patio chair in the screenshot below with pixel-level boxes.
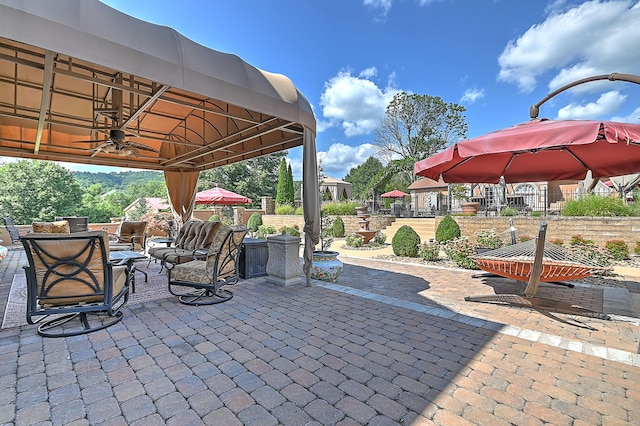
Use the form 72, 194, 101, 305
167, 225, 247, 305
107, 221, 148, 251
21, 231, 134, 337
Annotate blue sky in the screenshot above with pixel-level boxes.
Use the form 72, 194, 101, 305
6, 0, 640, 180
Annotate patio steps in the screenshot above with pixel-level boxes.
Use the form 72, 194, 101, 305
380, 218, 436, 243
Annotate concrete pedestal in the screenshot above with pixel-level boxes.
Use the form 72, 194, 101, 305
266, 234, 302, 286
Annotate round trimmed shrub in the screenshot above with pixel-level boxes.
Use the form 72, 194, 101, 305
331, 216, 345, 237
418, 243, 440, 261
392, 225, 421, 257
345, 233, 364, 247
435, 215, 460, 243
247, 212, 262, 232
374, 231, 386, 245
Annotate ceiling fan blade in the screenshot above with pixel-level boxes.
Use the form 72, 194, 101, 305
127, 141, 159, 152
72, 139, 109, 144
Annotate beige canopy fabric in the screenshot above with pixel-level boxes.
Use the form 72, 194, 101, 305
0, 0, 320, 280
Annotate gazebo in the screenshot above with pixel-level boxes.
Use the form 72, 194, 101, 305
0, 0, 320, 284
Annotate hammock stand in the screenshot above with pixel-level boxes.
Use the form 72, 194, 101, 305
465, 222, 611, 319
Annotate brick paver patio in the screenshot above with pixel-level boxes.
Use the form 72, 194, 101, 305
0, 246, 639, 424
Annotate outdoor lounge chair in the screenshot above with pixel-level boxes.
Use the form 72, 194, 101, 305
149, 220, 221, 267
167, 225, 247, 305
107, 221, 148, 251
21, 231, 133, 337
3, 216, 22, 244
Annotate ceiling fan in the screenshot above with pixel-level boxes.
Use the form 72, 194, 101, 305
75, 129, 159, 157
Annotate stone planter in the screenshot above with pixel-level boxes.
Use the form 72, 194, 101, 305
460, 201, 480, 216
311, 250, 343, 282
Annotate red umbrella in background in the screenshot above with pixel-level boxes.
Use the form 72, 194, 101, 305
195, 187, 252, 205
381, 189, 409, 199
414, 119, 640, 184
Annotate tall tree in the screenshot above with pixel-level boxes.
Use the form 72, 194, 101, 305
0, 160, 83, 224
198, 151, 286, 207
374, 92, 468, 182
286, 163, 295, 204
275, 158, 288, 205
343, 156, 385, 200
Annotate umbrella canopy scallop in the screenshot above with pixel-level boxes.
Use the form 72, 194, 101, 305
381, 190, 409, 198
195, 188, 252, 205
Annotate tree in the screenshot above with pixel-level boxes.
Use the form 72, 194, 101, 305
276, 158, 288, 205
374, 92, 468, 182
198, 151, 286, 207
343, 156, 385, 200
286, 163, 295, 204
0, 160, 83, 224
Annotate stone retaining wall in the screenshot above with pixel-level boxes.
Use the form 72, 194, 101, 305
262, 215, 396, 236
446, 216, 640, 247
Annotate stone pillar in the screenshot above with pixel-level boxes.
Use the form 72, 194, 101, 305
266, 234, 303, 286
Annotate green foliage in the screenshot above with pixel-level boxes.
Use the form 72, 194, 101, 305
435, 215, 461, 243
330, 216, 345, 237
128, 197, 150, 220
345, 233, 364, 247
635, 241, 640, 255
209, 214, 220, 222
562, 194, 638, 217
294, 206, 304, 215
286, 163, 295, 204
605, 240, 629, 260
321, 201, 361, 215
279, 225, 300, 237
530, 211, 543, 217
257, 224, 277, 239
247, 212, 263, 232
570, 235, 594, 245
418, 242, 440, 261
199, 151, 287, 208
343, 156, 385, 200
319, 211, 334, 251
391, 225, 421, 257
374, 231, 386, 245
475, 228, 503, 249
566, 242, 613, 266
443, 238, 479, 269
275, 204, 296, 215
0, 160, 82, 224
276, 158, 289, 206
500, 207, 518, 216
449, 184, 470, 202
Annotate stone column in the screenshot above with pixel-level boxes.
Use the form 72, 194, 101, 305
266, 234, 302, 286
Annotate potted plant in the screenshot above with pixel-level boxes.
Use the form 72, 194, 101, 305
449, 184, 479, 215
310, 210, 343, 282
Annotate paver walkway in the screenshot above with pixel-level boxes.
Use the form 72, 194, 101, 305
0, 245, 639, 425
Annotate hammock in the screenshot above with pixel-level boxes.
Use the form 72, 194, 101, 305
473, 238, 612, 282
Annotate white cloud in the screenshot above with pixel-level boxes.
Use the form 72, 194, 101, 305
363, 0, 393, 17
498, 0, 640, 93
317, 143, 378, 179
460, 88, 485, 104
610, 106, 640, 123
319, 69, 399, 137
556, 90, 627, 120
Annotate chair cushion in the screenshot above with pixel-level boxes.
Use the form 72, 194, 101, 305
170, 260, 209, 284
32, 220, 70, 234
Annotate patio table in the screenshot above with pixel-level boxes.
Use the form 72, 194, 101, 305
109, 250, 149, 291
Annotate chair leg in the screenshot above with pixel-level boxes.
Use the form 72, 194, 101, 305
36, 311, 124, 338
170, 286, 234, 306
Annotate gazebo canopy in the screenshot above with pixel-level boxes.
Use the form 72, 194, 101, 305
0, 0, 320, 285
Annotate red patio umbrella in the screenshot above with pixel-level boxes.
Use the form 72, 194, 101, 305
195, 187, 252, 205
414, 119, 640, 184
380, 189, 409, 198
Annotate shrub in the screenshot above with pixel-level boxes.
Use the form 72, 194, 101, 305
209, 214, 220, 222
257, 224, 277, 239
530, 211, 543, 217
247, 212, 262, 232
435, 215, 460, 243
570, 235, 594, 246
562, 194, 637, 217
373, 231, 386, 245
635, 241, 640, 255
605, 240, 629, 260
443, 237, 479, 269
294, 206, 304, 215
275, 204, 296, 215
418, 242, 440, 261
279, 225, 300, 237
566, 243, 612, 266
475, 228, 503, 249
321, 201, 361, 215
549, 238, 564, 246
500, 207, 518, 216
345, 233, 364, 247
331, 216, 345, 237
392, 225, 421, 257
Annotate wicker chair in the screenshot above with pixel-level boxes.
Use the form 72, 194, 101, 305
167, 225, 247, 305
21, 231, 133, 337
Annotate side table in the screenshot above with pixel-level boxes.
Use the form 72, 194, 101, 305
239, 238, 268, 279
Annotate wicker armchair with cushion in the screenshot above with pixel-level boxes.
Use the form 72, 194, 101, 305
21, 231, 133, 337
149, 220, 221, 266
168, 225, 247, 305
31, 220, 71, 234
